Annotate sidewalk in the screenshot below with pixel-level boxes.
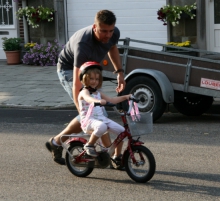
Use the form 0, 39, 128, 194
0, 61, 220, 114
0, 61, 118, 110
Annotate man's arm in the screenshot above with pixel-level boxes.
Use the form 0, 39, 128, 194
108, 45, 126, 93
73, 67, 82, 112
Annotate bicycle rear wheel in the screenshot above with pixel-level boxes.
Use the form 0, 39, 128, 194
124, 145, 156, 183
65, 142, 94, 177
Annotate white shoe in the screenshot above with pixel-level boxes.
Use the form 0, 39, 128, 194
84, 144, 98, 157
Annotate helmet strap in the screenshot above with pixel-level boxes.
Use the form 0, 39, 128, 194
80, 86, 97, 94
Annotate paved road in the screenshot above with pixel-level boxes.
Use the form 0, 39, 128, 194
0, 109, 219, 201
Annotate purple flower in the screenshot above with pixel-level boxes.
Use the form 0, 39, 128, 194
22, 39, 64, 66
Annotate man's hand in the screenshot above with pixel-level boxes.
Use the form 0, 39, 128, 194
116, 73, 126, 93
107, 45, 126, 93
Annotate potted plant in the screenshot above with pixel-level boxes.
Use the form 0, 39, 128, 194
2, 37, 22, 65
166, 41, 192, 50
157, 2, 197, 26
163, 40, 197, 56
16, 5, 54, 28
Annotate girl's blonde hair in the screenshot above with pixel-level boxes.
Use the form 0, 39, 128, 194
81, 68, 103, 89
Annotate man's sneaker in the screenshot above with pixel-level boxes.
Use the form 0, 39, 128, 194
110, 154, 125, 170
45, 137, 65, 165
84, 144, 98, 157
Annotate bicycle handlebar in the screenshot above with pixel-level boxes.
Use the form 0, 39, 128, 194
94, 102, 116, 107
129, 94, 139, 103
93, 95, 139, 115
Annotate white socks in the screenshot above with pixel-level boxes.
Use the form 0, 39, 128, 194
52, 138, 60, 146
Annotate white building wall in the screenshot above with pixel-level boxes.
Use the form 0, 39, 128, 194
66, 0, 167, 50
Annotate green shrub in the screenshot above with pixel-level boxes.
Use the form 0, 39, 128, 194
2, 37, 22, 51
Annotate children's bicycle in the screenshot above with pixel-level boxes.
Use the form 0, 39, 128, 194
61, 95, 156, 183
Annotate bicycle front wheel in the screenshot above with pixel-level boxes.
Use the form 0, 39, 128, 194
124, 145, 156, 183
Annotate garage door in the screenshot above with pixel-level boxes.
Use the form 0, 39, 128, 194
66, 0, 167, 50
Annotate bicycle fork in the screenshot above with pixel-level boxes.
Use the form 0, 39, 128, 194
127, 139, 145, 166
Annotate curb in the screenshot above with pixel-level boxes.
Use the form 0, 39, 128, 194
1, 103, 220, 115
0, 104, 75, 110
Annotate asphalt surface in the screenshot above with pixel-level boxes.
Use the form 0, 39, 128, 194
0, 109, 219, 201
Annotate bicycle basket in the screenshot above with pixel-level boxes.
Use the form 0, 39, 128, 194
126, 112, 153, 136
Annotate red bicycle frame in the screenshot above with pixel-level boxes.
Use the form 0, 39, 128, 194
66, 110, 145, 165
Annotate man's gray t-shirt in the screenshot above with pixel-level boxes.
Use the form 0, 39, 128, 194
58, 25, 120, 71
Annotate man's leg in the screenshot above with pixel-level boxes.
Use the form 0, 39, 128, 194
45, 117, 82, 165
46, 68, 78, 165
54, 118, 82, 145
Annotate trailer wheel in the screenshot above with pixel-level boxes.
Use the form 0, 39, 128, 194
173, 91, 213, 116
121, 76, 166, 121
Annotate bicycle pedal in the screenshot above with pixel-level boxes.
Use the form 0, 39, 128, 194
84, 153, 95, 159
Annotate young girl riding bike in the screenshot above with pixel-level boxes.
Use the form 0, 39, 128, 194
78, 61, 131, 158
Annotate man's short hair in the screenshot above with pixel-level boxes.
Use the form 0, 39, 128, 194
95, 10, 116, 25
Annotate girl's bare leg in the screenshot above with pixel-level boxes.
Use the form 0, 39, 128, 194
114, 141, 123, 157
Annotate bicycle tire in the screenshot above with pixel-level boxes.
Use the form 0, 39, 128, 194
124, 145, 156, 183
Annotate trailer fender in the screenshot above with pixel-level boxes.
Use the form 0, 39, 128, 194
125, 69, 174, 103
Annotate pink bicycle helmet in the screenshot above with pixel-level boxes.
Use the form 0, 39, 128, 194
79, 61, 103, 81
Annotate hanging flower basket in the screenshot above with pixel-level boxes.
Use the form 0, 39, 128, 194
157, 2, 197, 26
180, 9, 196, 19
16, 6, 55, 28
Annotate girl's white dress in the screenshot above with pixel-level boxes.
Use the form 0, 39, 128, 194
78, 91, 124, 137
